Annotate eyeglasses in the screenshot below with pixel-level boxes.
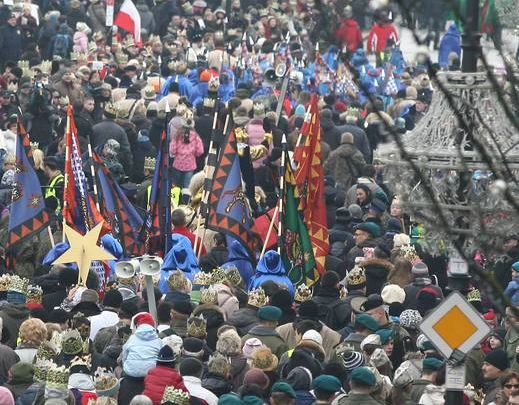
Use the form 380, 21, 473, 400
504, 384, 519, 389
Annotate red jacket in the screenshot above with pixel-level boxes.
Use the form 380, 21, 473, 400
336, 18, 362, 52
142, 365, 187, 405
367, 23, 399, 53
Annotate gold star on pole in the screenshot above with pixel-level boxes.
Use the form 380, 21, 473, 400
53, 222, 115, 286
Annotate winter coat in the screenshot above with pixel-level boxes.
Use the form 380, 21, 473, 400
142, 365, 186, 405
54, 79, 83, 107
221, 240, 255, 286
136, 3, 155, 35
92, 120, 133, 172
214, 283, 239, 321
201, 372, 233, 396
91, 325, 123, 371
242, 325, 289, 360
229, 355, 249, 389
323, 142, 366, 190
66, 9, 92, 34
192, 304, 225, 351
169, 130, 204, 172
122, 324, 163, 377
362, 257, 394, 295
199, 246, 229, 273
337, 392, 382, 405
73, 30, 88, 53
228, 307, 259, 336
336, 123, 371, 163
419, 384, 445, 405
321, 118, 343, 149
249, 250, 295, 297
438, 24, 461, 68
0, 304, 29, 348
87, 2, 106, 32
0, 344, 19, 385
13, 381, 43, 405
276, 321, 341, 362
131, 130, 156, 183
246, 118, 269, 169
367, 22, 399, 53
336, 18, 363, 52
312, 286, 350, 331
0, 24, 22, 63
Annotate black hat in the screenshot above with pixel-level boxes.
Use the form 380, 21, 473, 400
179, 357, 204, 377
386, 217, 402, 232
360, 294, 384, 312
321, 271, 340, 288
335, 207, 351, 224
298, 300, 319, 320
157, 345, 177, 363
172, 300, 193, 315
49, 308, 69, 324
183, 337, 204, 356
484, 349, 509, 371
103, 290, 123, 308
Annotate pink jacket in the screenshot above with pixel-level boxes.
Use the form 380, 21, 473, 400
73, 31, 88, 53
246, 118, 270, 169
169, 130, 204, 172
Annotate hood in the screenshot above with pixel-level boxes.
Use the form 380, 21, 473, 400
101, 234, 123, 259
135, 324, 159, 340
68, 373, 95, 391
58, 23, 69, 34
163, 234, 199, 273
256, 250, 285, 275
286, 366, 313, 390
320, 118, 334, 130
446, 23, 460, 36
337, 143, 357, 157
228, 239, 250, 260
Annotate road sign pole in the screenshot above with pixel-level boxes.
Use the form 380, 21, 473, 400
446, 390, 464, 405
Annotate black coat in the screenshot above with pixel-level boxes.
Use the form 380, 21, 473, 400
362, 257, 393, 295
131, 134, 156, 183
321, 118, 342, 150
92, 120, 133, 173
312, 286, 349, 330
0, 24, 22, 65
198, 246, 229, 273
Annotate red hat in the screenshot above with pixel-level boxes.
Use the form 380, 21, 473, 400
334, 101, 347, 112
484, 309, 496, 321
133, 312, 155, 328
200, 70, 212, 82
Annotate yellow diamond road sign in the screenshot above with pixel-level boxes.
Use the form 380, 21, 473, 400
419, 291, 491, 359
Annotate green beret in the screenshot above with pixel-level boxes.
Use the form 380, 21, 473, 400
354, 222, 381, 237
421, 341, 435, 351
218, 394, 244, 405
355, 314, 379, 332
271, 382, 296, 398
375, 328, 394, 344
242, 396, 263, 405
257, 305, 282, 321
312, 375, 342, 393
350, 367, 376, 387
423, 357, 445, 371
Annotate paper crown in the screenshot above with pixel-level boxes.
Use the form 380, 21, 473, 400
168, 270, 192, 293
94, 367, 120, 397
87, 41, 97, 53
347, 266, 366, 286
192, 271, 212, 285
144, 156, 156, 171
248, 288, 267, 308
0, 274, 10, 292
116, 53, 129, 64
27, 284, 43, 303
40, 60, 52, 75
225, 266, 242, 286
70, 51, 87, 61
8, 275, 29, 295
34, 359, 55, 382
46, 363, 69, 388
202, 97, 216, 108
123, 36, 136, 49
36, 340, 58, 361
294, 284, 313, 302
399, 245, 420, 264
161, 387, 190, 405
199, 286, 218, 305
61, 329, 84, 355
70, 355, 91, 371
467, 288, 481, 302
104, 103, 118, 117
30, 142, 40, 151
211, 267, 227, 284
187, 315, 207, 338
235, 127, 249, 143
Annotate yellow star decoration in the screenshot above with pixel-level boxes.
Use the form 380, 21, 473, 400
53, 222, 115, 286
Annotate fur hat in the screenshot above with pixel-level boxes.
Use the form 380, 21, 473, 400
251, 346, 279, 371
381, 284, 406, 304
216, 329, 242, 356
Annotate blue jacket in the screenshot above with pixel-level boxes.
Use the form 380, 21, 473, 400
101, 234, 123, 280
221, 239, 255, 286
505, 276, 519, 305
159, 234, 200, 293
122, 324, 162, 377
439, 24, 461, 68
160, 74, 193, 99
249, 250, 295, 297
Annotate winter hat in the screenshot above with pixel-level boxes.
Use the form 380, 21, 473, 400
346, 266, 366, 288
360, 334, 381, 351
157, 344, 177, 363
243, 368, 270, 390
412, 262, 429, 277
216, 329, 242, 356
298, 300, 320, 320
355, 314, 379, 332
208, 353, 231, 377
405, 86, 418, 100
484, 309, 496, 321
348, 204, 363, 219
179, 357, 204, 377
354, 222, 381, 237
416, 287, 441, 315
251, 347, 279, 371
489, 327, 507, 344
381, 284, 406, 304
286, 367, 313, 391
301, 330, 323, 346
386, 217, 402, 232
294, 105, 306, 117
103, 290, 123, 308
422, 357, 446, 371
360, 294, 384, 312
321, 271, 340, 288
485, 349, 509, 371
104, 139, 120, 157
0, 387, 14, 405
393, 233, 411, 248
312, 375, 342, 393
399, 309, 423, 330
513, 261, 519, 272
132, 312, 155, 328
370, 348, 391, 369
342, 350, 364, 371
242, 338, 263, 359
257, 305, 282, 321
375, 329, 393, 345
350, 367, 376, 388
393, 362, 415, 388
76, 22, 90, 33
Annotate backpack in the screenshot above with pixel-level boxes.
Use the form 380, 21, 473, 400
53, 34, 69, 57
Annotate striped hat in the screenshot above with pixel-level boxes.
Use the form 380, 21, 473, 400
342, 350, 364, 372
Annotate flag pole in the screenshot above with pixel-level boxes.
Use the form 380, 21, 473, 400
47, 226, 55, 248
62, 108, 71, 243
86, 136, 100, 212
164, 101, 172, 254
260, 205, 279, 259
277, 134, 287, 254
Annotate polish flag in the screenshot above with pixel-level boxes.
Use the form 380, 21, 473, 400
114, 0, 141, 45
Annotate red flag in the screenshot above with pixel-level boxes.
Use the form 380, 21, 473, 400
63, 106, 109, 235
114, 0, 142, 45
293, 94, 329, 278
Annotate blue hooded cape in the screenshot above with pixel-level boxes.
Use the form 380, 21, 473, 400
221, 239, 255, 286
249, 250, 295, 297
159, 234, 201, 293
439, 24, 461, 68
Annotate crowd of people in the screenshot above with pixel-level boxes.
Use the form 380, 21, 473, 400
0, 0, 517, 404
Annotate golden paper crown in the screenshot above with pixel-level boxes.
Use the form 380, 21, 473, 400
104, 102, 118, 117
168, 270, 192, 293
187, 315, 207, 338
225, 266, 242, 286
36, 340, 58, 361
211, 267, 227, 284
202, 97, 216, 108
0, 274, 10, 292
34, 359, 55, 382
7, 82, 18, 92
192, 271, 212, 285
123, 36, 136, 49
30, 142, 40, 151
18, 60, 29, 70
70, 51, 86, 61
8, 275, 29, 295
235, 127, 249, 143
248, 288, 267, 308
346, 266, 366, 286
399, 245, 420, 263
467, 288, 481, 302
40, 60, 52, 75
144, 156, 156, 171
94, 367, 119, 395
27, 284, 43, 303
161, 387, 190, 405
70, 355, 91, 370
294, 284, 313, 302
200, 286, 218, 305
46, 364, 69, 387
116, 53, 129, 64
87, 41, 97, 53
61, 329, 83, 355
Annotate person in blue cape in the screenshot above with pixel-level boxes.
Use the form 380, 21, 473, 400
249, 250, 295, 298
221, 239, 255, 287
159, 234, 200, 293
438, 23, 461, 69
159, 60, 193, 99
217, 70, 236, 103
